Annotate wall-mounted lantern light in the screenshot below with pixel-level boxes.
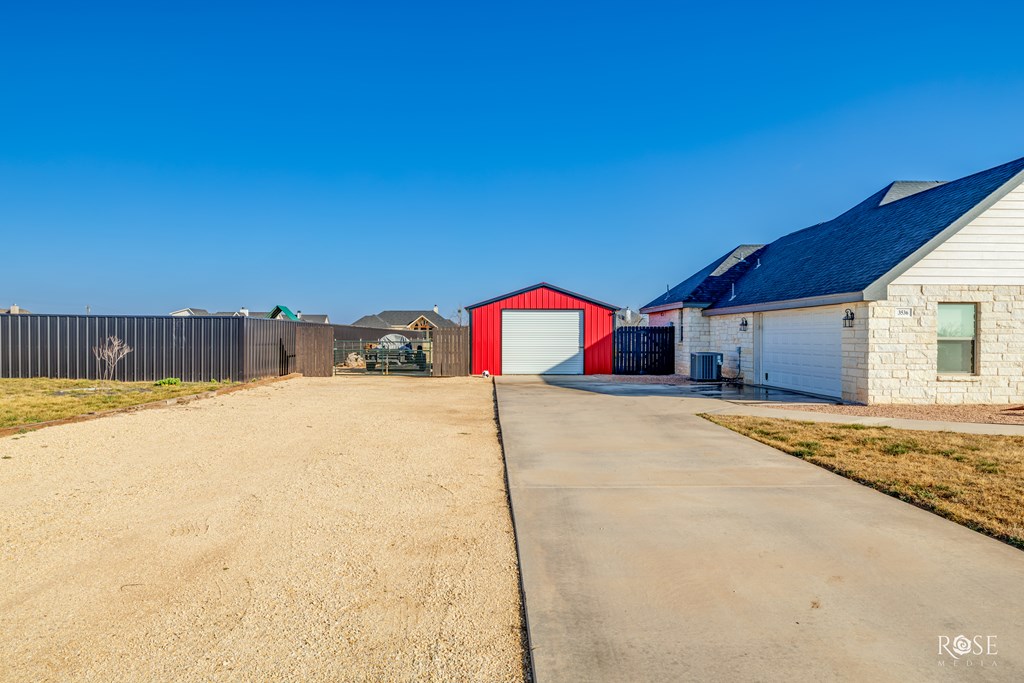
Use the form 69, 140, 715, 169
843, 309, 855, 328
739, 317, 749, 331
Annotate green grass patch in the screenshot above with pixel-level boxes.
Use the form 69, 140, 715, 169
0, 378, 237, 431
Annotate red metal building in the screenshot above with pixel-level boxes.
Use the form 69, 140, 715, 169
467, 283, 617, 376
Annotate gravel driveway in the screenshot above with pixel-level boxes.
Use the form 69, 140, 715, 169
0, 376, 525, 682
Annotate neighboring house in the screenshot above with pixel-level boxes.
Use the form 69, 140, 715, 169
264, 305, 331, 324
352, 307, 457, 331
0, 304, 31, 315
169, 306, 328, 323
614, 308, 649, 328
641, 155, 1024, 405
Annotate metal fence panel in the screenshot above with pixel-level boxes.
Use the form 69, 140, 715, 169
240, 317, 296, 381
0, 314, 342, 382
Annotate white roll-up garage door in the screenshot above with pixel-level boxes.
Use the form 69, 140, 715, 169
760, 308, 842, 398
502, 310, 584, 375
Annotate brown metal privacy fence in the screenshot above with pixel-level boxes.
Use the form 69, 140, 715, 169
0, 315, 334, 382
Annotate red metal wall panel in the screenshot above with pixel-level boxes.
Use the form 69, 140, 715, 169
470, 286, 614, 375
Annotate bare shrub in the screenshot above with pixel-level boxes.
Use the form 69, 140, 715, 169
93, 336, 133, 381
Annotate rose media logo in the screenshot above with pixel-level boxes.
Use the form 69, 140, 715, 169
937, 634, 998, 667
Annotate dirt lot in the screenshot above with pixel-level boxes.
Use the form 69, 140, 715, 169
0, 376, 525, 682
773, 401, 1024, 425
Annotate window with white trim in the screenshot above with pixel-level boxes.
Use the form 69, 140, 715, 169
937, 303, 976, 374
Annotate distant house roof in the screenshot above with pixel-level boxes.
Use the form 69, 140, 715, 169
643, 156, 1024, 313
466, 283, 619, 311
170, 308, 211, 316
352, 310, 457, 329
0, 306, 32, 315
297, 313, 330, 324
352, 314, 389, 327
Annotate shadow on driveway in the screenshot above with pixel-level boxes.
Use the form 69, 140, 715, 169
531, 375, 838, 404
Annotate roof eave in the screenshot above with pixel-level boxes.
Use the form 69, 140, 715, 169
862, 165, 1024, 300
703, 291, 864, 316
639, 301, 710, 314
467, 282, 619, 311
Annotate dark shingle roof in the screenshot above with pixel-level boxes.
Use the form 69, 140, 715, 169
352, 314, 389, 327
653, 156, 1024, 311
642, 245, 764, 310
352, 310, 458, 329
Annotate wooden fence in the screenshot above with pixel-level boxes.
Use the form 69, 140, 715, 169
431, 327, 470, 376
296, 324, 335, 377
613, 326, 675, 375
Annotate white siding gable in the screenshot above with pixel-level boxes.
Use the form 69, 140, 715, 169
894, 181, 1024, 285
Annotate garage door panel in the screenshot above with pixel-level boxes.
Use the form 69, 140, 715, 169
502, 310, 584, 375
760, 309, 842, 398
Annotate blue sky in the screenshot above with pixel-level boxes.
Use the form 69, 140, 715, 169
2, 2, 1024, 322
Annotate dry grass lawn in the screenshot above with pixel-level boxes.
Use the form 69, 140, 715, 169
702, 414, 1024, 549
772, 401, 1024, 425
0, 377, 232, 430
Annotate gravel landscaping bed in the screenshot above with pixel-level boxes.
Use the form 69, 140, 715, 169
0, 376, 525, 682
772, 402, 1024, 425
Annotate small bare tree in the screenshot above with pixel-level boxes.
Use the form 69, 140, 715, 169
93, 336, 133, 381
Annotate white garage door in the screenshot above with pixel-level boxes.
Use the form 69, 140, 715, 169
502, 310, 584, 375
760, 308, 842, 398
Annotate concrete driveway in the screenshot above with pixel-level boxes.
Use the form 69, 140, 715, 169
497, 377, 1024, 682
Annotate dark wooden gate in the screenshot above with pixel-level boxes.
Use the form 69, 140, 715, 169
295, 324, 334, 377
432, 327, 470, 376
613, 326, 674, 375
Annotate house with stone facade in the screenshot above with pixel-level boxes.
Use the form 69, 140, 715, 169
641, 155, 1024, 405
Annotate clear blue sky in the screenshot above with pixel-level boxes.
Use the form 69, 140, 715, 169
3, 1, 1024, 323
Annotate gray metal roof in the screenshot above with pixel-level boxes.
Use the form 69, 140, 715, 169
647, 156, 1024, 312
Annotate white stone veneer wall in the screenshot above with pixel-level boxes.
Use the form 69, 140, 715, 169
866, 285, 1024, 404
708, 313, 754, 381
841, 302, 871, 404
